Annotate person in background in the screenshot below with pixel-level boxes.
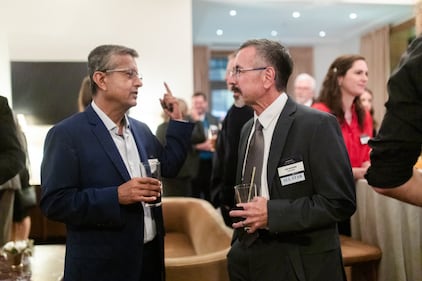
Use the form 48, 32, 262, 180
312, 55, 372, 181
210, 53, 253, 226
11, 113, 33, 241
227, 39, 355, 281
359, 87, 377, 136
0, 95, 26, 246
156, 98, 206, 197
365, 35, 422, 206
292, 72, 317, 106
40, 44, 193, 281
189, 92, 220, 203
312, 54, 371, 236
77, 76, 92, 112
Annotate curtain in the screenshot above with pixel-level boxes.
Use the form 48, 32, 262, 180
193, 45, 210, 97
360, 26, 390, 131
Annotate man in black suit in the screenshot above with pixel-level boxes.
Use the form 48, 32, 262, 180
227, 39, 355, 281
0, 96, 26, 245
211, 53, 254, 226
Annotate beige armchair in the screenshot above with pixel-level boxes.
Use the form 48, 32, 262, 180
163, 197, 232, 281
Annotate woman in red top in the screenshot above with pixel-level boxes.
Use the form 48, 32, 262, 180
313, 54, 372, 236
313, 55, 373, 180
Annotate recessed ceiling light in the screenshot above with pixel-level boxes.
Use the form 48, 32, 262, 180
349, 13, 357, 20
319, 31, 326, 37
229, 10, 237, 16
271, 30, 278, 37
216, 29, 223, 36
292, 11, 300, 18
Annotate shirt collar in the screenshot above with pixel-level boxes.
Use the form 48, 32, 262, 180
91, 101, 130, 132
254, 93, 288, 129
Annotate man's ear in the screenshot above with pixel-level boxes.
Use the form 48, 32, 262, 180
263, 67, 276, 89
92, 71, 107, 91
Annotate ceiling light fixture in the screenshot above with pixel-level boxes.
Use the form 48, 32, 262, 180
292, 11, 300, 18
229, 10, 237, 16
216, 29, 223, 36
271, 30, 278, 37
319, 31, 326, 38
349, 13, 357, 19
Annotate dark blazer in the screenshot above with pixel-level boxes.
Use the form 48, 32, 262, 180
0, 96, 25, 185
366, 35, 422, 188
235, 98, 355, 281
40, 105, 193, 281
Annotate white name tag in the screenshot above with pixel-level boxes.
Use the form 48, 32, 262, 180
280, 172, 305, 186
360, 135, 370, 145
278, 161, 305, 177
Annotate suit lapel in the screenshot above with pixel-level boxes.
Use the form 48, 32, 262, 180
129, 118, 149, 163
85, 106, 131, 181
267, 98, 296, 196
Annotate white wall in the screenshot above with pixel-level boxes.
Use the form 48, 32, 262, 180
1, 0, 193, 184
1, 0, 193, 131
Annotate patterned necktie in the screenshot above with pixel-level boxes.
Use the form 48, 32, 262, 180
243, 119, 264, 194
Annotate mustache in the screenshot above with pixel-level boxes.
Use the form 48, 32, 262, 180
231, 85, 241, 94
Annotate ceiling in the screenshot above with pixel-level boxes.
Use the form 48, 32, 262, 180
192, 0, 416, 48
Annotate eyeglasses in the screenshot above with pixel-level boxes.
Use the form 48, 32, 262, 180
229, 67, 268, 79
104, 68, 143, 80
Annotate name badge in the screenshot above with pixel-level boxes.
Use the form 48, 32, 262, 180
278, 161, 305, 186
360, 134, 370, 145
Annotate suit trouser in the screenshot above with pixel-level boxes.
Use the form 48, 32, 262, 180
227, 237, 298, 281
0, 189, 15, 245
227, 232, 346, 281
141, 236, 163, 281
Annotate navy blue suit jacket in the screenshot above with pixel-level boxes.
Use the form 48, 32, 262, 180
40, 105, 193, 281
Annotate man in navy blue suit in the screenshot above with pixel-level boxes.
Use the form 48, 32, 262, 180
40, 45, 193, 281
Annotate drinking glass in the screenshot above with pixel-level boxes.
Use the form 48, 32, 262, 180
208, 125, 219, 151
140, 160, 162, 207
231, 183, 257, 224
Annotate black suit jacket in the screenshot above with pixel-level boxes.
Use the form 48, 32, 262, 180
0, 96, 25, 185
366, 35, 422, 188
235, 97, 355, 280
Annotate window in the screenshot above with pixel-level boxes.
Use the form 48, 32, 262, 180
209, 53, 233, 120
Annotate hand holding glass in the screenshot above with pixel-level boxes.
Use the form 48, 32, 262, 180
140, 160, 162, 207
231, 183, 257, 223
208, 125, 219, 151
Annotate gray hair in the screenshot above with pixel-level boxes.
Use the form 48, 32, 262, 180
87, 44, 138, 94
239, 39, 294, 92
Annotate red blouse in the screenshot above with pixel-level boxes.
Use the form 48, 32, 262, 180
312, 102, 373, 168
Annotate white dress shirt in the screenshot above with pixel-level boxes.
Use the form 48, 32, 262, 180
243, 93, 288, 199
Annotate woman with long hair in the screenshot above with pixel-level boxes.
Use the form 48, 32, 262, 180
312, 55, 372, 236
313, 54, 372, 180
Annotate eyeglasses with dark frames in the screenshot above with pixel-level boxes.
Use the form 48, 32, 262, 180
103, 68, 143, 80
229, 66, 268, 79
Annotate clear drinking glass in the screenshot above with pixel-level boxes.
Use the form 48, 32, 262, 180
208, 125, 219, 151
231, 183, 257, 224
140, 159, 162, 207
